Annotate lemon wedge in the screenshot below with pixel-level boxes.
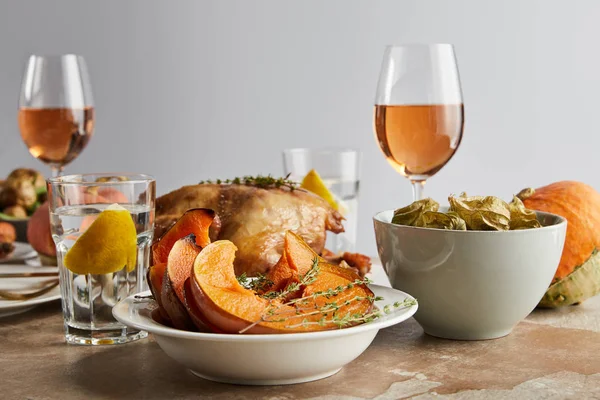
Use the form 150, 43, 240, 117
300, 169, 341, 211
64, 204, 137, 275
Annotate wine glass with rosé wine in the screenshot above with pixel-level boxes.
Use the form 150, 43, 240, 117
374, 44, 464, 200
19, 54, 95, 178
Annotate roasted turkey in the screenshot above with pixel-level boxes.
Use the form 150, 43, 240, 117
155, 183, 347, 276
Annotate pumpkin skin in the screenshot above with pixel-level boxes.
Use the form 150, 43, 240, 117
518, 181, 600, 307
519, 181, 600, 281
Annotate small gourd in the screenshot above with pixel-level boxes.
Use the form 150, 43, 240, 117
518, 181, 600, 308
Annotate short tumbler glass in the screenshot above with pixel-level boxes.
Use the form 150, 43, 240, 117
283, 148, 361, 253
48, 173, 155, 345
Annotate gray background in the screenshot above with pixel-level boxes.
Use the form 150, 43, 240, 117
0, 0, 597, 255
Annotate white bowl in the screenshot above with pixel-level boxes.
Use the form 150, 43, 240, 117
113, 285, 417, 385
373, 209, 566, 341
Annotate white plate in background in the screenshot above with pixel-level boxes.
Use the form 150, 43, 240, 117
0, 242, 38, 264
0, 265, 60, 318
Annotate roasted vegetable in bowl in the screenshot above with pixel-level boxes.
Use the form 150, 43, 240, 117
148, 209, 383, 334
0, 168, 47, 219
391, 193, 541, 231
374, 207, 566, 340
7, 168, 46, 192
390, 182, 600, 309
0, 222, 16, 259
147, 176, 379, 336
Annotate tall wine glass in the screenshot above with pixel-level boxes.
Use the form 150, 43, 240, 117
18, 54, 94, 178
374, 44, 464, 200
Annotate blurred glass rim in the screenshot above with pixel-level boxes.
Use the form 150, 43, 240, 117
27, 53, 85, 60
48, 173, 155, 186
283, 147, 361, 157
384, 43, 455, 50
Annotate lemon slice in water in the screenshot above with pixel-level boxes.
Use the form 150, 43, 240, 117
300, 169, 348, 215
64, 204, 137, 275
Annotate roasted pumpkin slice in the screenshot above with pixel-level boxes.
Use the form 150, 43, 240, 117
192, 237, 373, 334
152, 208, 215, 265
160, 234, 202, 330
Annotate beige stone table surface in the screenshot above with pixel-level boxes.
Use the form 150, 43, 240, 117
2, 293, 600, 400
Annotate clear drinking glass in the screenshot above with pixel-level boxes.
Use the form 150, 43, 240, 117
374, 44, 464, 200
48, 173, 155, 345
283, 148, 360, 253
19, 54, 94, 178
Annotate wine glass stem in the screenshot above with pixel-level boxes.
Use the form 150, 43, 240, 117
51, 165, 64, 178
411, 180, 426, 201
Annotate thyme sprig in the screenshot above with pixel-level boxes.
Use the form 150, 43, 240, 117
263, 291, 379, 322
280, 277, 375, 308
260, 257, 320, 300
285, 298, 417, 329
237, 272, 274, 292
199, 174, 298, 190
238, 258, 321, 334
237, 257, 417, 334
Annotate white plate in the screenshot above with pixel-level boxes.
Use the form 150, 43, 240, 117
113, 285, 417, 385
0, 265, 61, 318
0, 242, 38, 264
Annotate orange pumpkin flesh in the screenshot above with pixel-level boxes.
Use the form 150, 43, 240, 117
182, 277, 224, 333
264, 231, 367, 297
192, 237, 373, 334
166, 235, 202, 304
519, 181, 600, 282
191, 240, 279, 334
284, 231, 366, 283
275, 231, 373, 310
151, 208, 215, 265
264, 230, 329, 293
149, 225, 374, 333
190, 268, 278, 334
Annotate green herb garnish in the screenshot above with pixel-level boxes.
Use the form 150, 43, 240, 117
238, 257, 418, 333
237, 272, 274, 293
199, 174, 298, 190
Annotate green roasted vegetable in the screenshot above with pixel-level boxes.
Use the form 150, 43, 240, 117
7, 168, 46, 193
8, 180, 37, 209
508, 196, 542, 230
391, 192, 541, 231
391, 198, 439, 226
415, 211, 467, 230
448, 194, 511, 231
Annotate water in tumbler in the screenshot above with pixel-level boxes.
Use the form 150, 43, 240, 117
51, 203, 152, 344
322, 178, 360, 253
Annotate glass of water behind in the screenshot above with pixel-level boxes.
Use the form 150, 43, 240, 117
48, 173, 155, 345
283, 148, 361, 253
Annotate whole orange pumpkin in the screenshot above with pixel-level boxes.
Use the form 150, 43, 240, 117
518, 181, 600, 307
